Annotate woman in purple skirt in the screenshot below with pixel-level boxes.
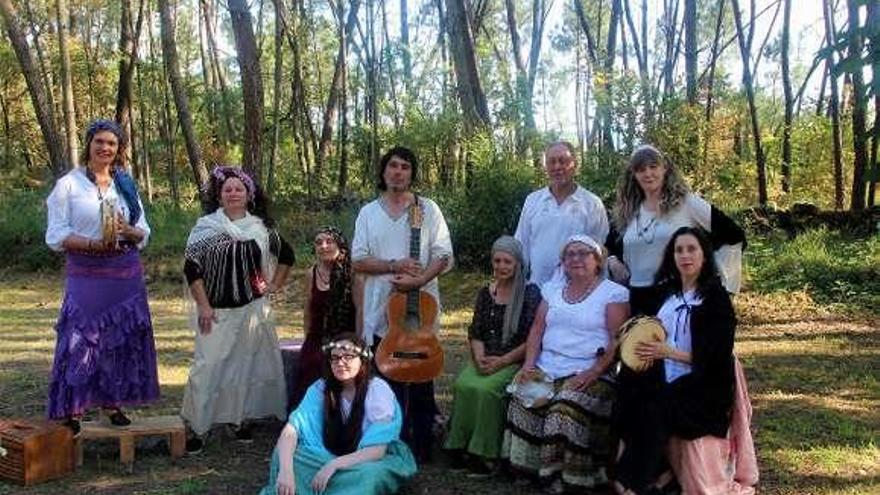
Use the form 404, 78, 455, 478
45, 119, 160, 434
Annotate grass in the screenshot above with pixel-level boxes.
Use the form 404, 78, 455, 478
1, 269, 878, 495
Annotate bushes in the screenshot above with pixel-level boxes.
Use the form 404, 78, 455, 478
431, 161, 539, 270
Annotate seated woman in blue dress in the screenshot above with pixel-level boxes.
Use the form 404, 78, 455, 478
260, 333, 416, 495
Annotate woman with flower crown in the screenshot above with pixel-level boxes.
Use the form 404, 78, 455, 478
181, 165, 294, 453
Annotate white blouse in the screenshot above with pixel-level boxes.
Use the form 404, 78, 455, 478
657, 290, 702, 383
45, 167, 150, 251
515, 185, 609, 286
622, 193, 710, 288
351, 197, 454, 345
536, 279, 629, 379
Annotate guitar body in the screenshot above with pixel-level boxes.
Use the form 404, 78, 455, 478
376, 290, 444, 383
374, 198, 445, 383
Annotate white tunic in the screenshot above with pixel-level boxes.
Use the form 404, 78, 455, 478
535, 279, 629, 379
657, 290, 702, 383
45, 167, 151, 251
514, 185, 609, 286
351, 197, 454, 345
621, 193, 743, 292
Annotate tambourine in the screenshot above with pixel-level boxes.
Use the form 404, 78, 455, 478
618, 316, 666, 373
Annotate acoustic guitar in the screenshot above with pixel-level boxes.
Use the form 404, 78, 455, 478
375, 200, 445, 383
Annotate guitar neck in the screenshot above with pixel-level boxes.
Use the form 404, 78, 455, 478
406, 224, 421, 314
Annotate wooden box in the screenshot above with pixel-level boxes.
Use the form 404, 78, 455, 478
0, 418, 74, 486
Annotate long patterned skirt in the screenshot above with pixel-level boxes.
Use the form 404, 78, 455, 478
502, 376, 615, 490
444, 362, 519, 459
47, 249, 160, 419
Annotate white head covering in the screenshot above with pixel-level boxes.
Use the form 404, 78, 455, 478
549, 234, 604, 282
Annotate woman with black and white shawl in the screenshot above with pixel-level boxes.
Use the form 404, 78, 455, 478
181, 166, 294, 453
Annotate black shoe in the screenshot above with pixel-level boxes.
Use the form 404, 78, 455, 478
232, 424, 253, 443
63, 418, 81, 436
105, 409, 131, 427
185, 437, 204, 455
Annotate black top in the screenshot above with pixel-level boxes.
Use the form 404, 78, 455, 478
184, 230, 294, 308
468, 283, 542, 356
652, 280, 737, 440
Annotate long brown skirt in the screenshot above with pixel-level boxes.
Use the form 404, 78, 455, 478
502, 377, 615, 490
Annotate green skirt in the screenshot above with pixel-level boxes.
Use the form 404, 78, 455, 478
443, 362, 519, 459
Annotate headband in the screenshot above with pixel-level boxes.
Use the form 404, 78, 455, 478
559, 234, 602, 260
211, 166, 256, 200
86, 119, 127, 147
322, 340, 372, 359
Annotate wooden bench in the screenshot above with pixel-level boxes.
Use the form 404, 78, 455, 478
74, 415, 186, 470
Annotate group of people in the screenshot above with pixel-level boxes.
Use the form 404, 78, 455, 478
44, 118, 757, 494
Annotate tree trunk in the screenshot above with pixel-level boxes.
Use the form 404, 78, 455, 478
684, 0, 697, 104
822, 0, 843, 209
701, 0, 725, 168
0, 0, 66, 177
731, 0, 768, 206
158, 0, 209, 206
780, 0, 792, 194
316, 0, 360, 180
867, 1, 879, 207
601, 0, 621, 150
400, 0, 412, 94
201, 0, 235, 143
116, 0, 145, 178
228, 0, 264, 182
267, 0, 283, 197
445, 0, 491, 128
55, 0, 78, 167
846, 0, 868, 210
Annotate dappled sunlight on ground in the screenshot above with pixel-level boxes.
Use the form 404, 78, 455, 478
1, 271, 878, 494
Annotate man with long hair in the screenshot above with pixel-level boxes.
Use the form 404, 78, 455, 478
351, 146, 454, 463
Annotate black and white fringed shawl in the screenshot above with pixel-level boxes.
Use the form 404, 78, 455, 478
185, 209, 281, 308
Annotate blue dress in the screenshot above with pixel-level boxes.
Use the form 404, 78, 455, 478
260, 378, 417, 495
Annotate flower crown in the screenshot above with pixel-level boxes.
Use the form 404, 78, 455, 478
321, 340, 372, 359
210, 166, 256, 200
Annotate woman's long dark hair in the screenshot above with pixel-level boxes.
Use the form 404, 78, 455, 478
314, 227, 355, 337
654, 226, 719, 298
322, 333, 371, 456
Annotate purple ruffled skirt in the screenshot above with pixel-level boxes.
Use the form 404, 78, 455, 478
46, 249, 161, 419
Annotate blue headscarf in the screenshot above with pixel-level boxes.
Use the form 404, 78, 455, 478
85, 119, 142, 226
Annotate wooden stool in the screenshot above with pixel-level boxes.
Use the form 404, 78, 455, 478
75, 415, 186, 471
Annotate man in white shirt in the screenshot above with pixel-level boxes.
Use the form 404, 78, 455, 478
514, 141, 609, 285
351, 146, 454, 463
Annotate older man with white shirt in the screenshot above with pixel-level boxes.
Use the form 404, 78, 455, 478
514, 141, 609, 285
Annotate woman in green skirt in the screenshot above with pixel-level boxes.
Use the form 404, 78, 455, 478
444, 235, 541, 473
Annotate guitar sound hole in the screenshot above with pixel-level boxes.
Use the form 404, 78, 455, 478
392, 351, 428, 360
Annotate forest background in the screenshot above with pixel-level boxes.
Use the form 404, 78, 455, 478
0, 0, 878, 494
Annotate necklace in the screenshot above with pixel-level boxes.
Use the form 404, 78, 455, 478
316, 265, 331, 287
563, 278, 599, 304
635, 211, 657, 244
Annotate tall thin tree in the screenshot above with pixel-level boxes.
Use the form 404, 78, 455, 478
228, 0, 264, 182
0, 0, 66, 177
158, 0, 209, 205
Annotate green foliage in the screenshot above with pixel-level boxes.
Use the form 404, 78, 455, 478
747, 228, 880, 314
0, 189, 60, 271
433, 156, 539, 269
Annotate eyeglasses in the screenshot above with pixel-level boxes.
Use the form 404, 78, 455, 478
563, 249, 594, 260
329, 353, 360, 364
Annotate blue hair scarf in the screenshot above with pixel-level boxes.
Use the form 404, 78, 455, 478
111, 168, 142, 225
